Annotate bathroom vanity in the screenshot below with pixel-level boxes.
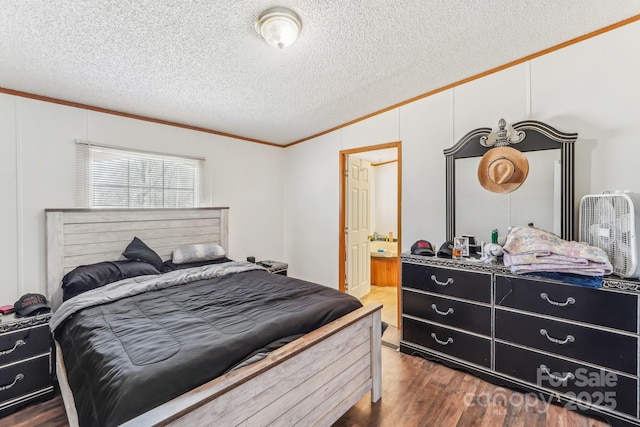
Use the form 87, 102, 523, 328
370, 240, 398, 287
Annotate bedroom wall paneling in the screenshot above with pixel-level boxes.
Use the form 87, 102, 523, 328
18, 98, 83, 303
340, 109, 400, 151
530, 20, 640, 201
0, 96, 285, 303
284, 19, 640, 284
452, 63, 529, 140
0, 94, 19, 304
208, 139, 285, 265
283, 132, 342, 287
399, 92, 451, 252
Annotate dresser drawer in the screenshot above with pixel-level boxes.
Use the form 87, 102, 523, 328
0, 325, 51, 366
495, 275, 637, 332
495, 342, 637, 416
495, 309, 637, 375
402, 316, 491, 367
0, 354, 51, 407
403, 289, 491, 336
402, 263, 491, 303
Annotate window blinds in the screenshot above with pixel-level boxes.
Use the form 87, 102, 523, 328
76, 142, 203, 208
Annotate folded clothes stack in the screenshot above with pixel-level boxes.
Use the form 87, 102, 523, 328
502, 226, 613, 288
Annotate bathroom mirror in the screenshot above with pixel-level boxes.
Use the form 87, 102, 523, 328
444, 120, 577, 243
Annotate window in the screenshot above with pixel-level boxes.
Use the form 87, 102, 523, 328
76, 142, 203, 208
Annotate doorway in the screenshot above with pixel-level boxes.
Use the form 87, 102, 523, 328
339, 141, 401, 346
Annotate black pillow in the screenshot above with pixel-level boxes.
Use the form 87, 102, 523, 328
161, 257, 232, 273
123, 237, 164, 271
115, 260, 162, 279
62, 260, 160, 301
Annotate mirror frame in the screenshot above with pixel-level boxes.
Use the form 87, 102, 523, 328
444, 120, 578, 241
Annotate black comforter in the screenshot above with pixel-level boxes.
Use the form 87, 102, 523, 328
54, 266, 362, 427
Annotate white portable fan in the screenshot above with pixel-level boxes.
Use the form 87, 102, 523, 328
579, 192, 640, 278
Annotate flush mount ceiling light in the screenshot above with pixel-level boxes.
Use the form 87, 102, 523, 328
255, 6, 302, 49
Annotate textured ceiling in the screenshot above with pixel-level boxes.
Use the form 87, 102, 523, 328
1, 1, 640, 145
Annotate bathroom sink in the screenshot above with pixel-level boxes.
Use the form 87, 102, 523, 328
370, 241, 398, 257
371, 250, 394, 258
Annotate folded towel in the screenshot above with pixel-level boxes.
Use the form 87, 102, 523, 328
506, 252, 590, 266
506, 256, 610, 276
503, 226, 612, 276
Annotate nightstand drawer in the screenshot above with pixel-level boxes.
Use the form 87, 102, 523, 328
0, 354, 51, 407
403, 289, 491, 336
402, 263, 491, 303
495, 342, 637, 417
0, 325, 50, 366
403, 316, 491, 367
495, 275, 637, 332
495, 309, 637, 375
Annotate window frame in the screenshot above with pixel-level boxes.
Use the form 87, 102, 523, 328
76, 141, 204, 209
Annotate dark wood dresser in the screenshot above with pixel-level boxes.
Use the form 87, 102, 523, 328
0, 312, 54, 417
401, 254, 640, 426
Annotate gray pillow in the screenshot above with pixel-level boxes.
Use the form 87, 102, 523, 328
172, 243, 226, 264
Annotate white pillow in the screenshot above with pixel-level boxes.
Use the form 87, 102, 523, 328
172, 243, 226, 264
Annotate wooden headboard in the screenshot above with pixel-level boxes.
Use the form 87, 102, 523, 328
45, 207, 229, 310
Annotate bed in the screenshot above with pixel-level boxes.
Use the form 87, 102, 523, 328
45, 207, 382, 427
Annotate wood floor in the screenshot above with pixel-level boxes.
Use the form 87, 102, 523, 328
1, 347, 610, 427
333, 347, 610, 427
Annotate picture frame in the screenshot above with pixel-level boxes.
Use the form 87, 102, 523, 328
454, 236, 470, 257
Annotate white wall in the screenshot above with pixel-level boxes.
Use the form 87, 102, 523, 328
284, 20, 640, 288
0, 95, 285, 303
282, 109, 400, 286
372, 162, 397, 239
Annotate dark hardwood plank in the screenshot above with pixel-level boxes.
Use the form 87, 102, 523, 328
456, 380, 493, 427
332, 347, 611, 427
0, 347, 611, 427
0, 394, 67, 427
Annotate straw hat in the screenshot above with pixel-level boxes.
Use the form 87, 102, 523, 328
477, 146, 529, 194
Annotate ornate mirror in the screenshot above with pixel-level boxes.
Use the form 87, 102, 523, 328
444, 119, 577, 243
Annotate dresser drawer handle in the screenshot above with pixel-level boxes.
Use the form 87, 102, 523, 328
431, 304, 454, 316
540, 293, 575, 307
430, 275, 453, 286
0, 339, 25, 356
0, 374, 24, 391
540, 329, 575, 345
430, 333, 453, 346
539, 365, 575, 382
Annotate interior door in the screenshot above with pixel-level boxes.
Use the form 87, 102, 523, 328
346, 155, 371, 299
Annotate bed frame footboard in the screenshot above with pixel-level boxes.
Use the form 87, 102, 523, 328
57, 304, 382, 427
123, 303, 382, 427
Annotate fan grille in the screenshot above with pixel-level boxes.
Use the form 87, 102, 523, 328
579, 193, 638, 277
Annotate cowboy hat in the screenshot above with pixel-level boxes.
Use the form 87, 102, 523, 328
477, 146, 529, 194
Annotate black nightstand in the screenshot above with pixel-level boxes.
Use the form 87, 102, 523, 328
257, 260, 288, 276
0, 312, 54, 417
